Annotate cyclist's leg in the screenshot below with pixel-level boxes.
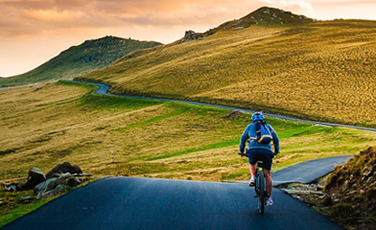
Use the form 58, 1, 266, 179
246, 149, 258, 178
264, 169, 272, 197
249, 163, 257, 178
259, 149, 273, 197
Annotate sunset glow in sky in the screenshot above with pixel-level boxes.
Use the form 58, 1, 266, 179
1, 0, 376, 77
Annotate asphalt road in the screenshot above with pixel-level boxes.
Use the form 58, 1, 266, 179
2, 177, 345, 230
72, 80, 376, 133
272, 155, 353, 186
233, 155, 353, 186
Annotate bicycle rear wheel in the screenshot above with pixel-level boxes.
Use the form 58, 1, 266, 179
258, 170, 265, 214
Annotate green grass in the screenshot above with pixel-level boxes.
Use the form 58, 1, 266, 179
1, 78, 376, 226
79, 94, 163, 111
148, 139, 240, 161
57, 80, 98, 91
0, 190, 53, 228
0, 200, 51, 228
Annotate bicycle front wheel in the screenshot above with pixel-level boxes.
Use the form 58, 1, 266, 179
258, 170, 265, 214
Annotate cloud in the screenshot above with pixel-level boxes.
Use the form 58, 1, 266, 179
0, 0, 262, 38
23, 9, 84, 22
259, 0, 313, 11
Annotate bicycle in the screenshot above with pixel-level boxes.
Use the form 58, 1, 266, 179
254, 161, 267, 214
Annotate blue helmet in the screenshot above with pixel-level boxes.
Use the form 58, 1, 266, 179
251, 112, 264, 122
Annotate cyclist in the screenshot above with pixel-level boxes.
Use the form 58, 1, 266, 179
238, 112, 279, 206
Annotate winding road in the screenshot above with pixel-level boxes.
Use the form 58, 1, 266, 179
0, 80, 356, 229
74, 80, 376, 133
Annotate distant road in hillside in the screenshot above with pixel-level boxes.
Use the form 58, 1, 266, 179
72, 80, 376, 133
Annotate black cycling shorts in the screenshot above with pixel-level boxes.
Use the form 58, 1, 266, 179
246, 148, 274, 170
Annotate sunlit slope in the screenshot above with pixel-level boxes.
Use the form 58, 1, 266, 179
0, 36, 162, 86
1, 81, 375, 182
78, 20, 376, 128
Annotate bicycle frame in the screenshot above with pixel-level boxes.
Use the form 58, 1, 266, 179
254, 161, 266, 214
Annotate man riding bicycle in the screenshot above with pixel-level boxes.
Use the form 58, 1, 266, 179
238, 112, 280, 206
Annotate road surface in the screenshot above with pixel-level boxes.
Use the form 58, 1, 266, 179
2, 177, 345, 230
272, 155, 352, 186
232, 155, 352, 186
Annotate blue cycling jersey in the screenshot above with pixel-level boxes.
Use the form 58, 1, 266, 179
239, 122, 280, 154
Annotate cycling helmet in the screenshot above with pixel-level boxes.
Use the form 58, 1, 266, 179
251, 112, 264, 122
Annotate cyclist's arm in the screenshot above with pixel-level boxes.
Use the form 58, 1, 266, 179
239, 125, 251, 154
269, 125, 280, 154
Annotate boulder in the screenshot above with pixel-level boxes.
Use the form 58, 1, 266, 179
34, 178, 58, 195
46, 179, 64, 192
37, 184, 67, 200
35, 178, 66, 199
46, 162, 82, 179
58, 172, 72, 180
22, 167, 46, 190
34, 176, 82, 199
67, 177, 82, 187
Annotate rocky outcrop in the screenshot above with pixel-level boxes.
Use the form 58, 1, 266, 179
2, 162, 92, 200
323, 148, 376, 229
324, 147, 376, 197
46, 162, 83, 179
37, 184, 67, 199
180, 30, 204, 44
34, 178, 58, 195
22, 167, 46, 190
283, 147, 376, 230
33, 172, 91, 199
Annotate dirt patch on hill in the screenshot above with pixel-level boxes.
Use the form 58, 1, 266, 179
221, 110, 242, 119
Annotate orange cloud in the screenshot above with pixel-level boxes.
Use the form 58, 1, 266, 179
23, 8, 84, 22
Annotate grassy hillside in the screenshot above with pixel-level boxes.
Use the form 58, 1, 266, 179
1, 80, 375, 227
0, 36, 162, 86
77, 7, 376, 128
1, 81, 375, 183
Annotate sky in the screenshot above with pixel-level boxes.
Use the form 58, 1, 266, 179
1, 0, 376, 77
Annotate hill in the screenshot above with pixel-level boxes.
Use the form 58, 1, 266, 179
175, 6, 314, 44
77, 7, 376, 128
0, 36, 162, 86
208, 6, 314, 33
